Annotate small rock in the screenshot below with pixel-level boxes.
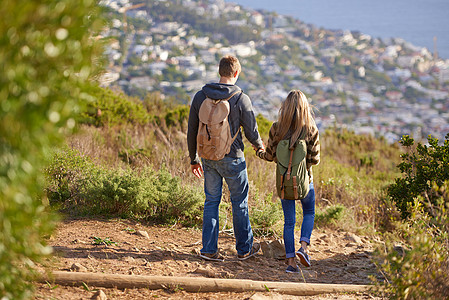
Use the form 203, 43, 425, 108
192, 267, 216, 278
121, 256, 135, 263
219, 271, 234, 279
135, 230, 150, 239
71, 239, 87, 244
345, 233, 363, 244
70, 263, 87, 272
260, 240, 285, 259
302, 269, 318, 279
92, 290, 107, 300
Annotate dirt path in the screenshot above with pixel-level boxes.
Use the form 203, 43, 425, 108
35, 218, 382, 299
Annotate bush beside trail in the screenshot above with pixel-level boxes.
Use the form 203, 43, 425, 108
0, 0, 104, 298
375, 135, 449, 299
45, 148, 203, 226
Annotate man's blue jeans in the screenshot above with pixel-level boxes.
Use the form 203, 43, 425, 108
201, 156, 253, 256
281, 182, 315, 258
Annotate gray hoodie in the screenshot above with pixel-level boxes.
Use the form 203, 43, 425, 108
187, 83, 263, 165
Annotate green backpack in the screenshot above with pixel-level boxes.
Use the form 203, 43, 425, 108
276, 134, 309, 200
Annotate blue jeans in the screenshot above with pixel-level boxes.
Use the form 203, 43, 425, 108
281, 182, 315, 259
201, 157, 253, 256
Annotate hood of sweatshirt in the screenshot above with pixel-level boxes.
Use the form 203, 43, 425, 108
202, 83, 241, 100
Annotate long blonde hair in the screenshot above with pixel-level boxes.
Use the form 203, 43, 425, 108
276, 90, 313, 149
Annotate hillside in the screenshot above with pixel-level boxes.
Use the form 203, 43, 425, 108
99, 0, 449, 143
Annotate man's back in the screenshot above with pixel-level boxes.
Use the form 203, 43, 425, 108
187, 83, 263, 165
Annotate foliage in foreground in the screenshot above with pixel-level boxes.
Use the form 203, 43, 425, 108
374, 185, 449, 299
0, 0, 104, 298
375, 133, 449, 299
45, 148, 204, 226
388, 134, 449, 218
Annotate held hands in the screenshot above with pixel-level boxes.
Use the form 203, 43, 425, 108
191, 163, 203, 178
253, 141, 265, 158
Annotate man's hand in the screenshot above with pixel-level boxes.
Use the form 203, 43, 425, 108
191, 163, 203, 178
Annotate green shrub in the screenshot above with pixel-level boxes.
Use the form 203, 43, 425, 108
314, 156, 393, 229
388, 134, 449, 218
315, 204, 345, 227
256, 114, 273, 140
250, 192, 283, 236
0, 0, 104, 298
80, 86, 191, 132
80, 86, 150, 127
321, 128, 400, 173
45, 147, 98, 205
45, 148, 204, 226
164, 105, 189, 129
374, 184, 449, 299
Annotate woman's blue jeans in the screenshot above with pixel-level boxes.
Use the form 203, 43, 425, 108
201, 157, 253, 256
281, 182, 315, 258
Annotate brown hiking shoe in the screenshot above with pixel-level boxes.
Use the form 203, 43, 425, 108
199, 250, 224, 262
237, 243, 261, 260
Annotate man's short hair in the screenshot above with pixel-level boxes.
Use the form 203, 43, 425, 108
219, 55, 241, 78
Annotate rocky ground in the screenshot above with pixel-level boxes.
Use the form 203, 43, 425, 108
35, 218, 383, 299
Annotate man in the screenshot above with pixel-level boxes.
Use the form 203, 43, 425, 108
187, 55, 264, 261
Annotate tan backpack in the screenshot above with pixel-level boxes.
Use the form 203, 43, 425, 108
197, 91, 241, 161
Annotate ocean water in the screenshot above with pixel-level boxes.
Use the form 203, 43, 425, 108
227, 0, 449, 59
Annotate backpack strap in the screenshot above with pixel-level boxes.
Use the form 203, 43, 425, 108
292, 176, 298, 199
225, 90, 242, 143
280, 175, 285, 199
212, 90, 240, 102
286, 148, 294, 181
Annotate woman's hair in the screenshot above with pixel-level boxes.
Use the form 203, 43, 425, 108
276, 90, 314, 148
219, 55, 241, 78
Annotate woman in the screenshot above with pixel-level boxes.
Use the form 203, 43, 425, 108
256, 90, 320, 273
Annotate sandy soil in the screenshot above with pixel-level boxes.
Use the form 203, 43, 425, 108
35, 218, 383, 299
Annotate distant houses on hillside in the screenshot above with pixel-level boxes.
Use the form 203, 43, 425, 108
98, 0, 449, 143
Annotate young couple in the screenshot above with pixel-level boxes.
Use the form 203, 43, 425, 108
187, 55, 320, 273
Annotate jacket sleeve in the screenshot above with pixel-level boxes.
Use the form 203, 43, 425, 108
187, 92, 202, 165
238, 94, 264, 149
306, 119, 320, 170
257, 122, 278, 162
